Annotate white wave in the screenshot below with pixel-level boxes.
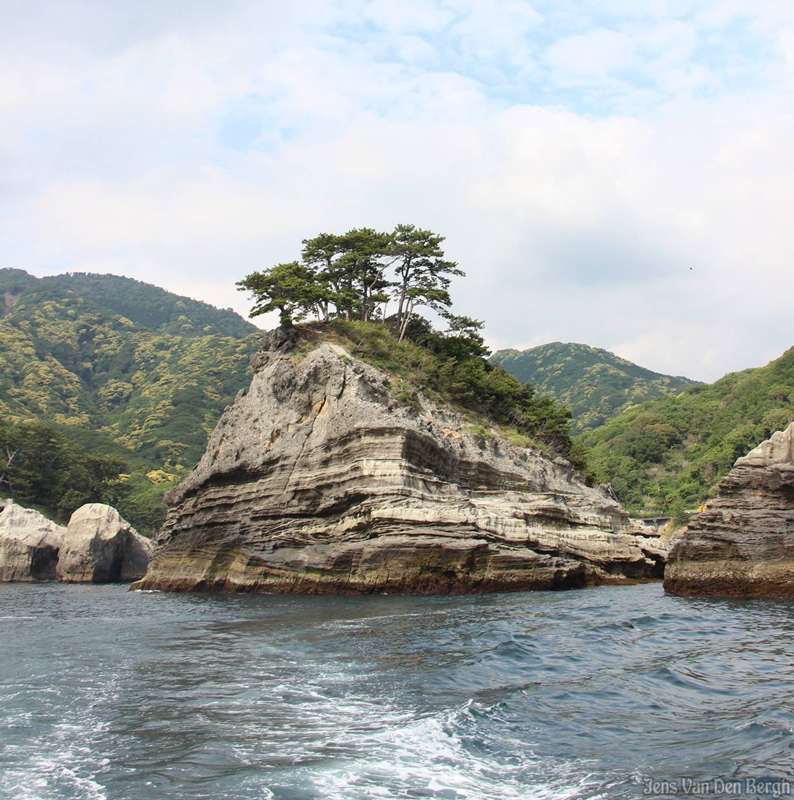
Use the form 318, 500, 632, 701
302, 700, 599, 800
1, 756, 108, 800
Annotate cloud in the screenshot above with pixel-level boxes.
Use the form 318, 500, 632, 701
0, 0, 793, 382
544, 28, 637, 79
365, 0, 455, 34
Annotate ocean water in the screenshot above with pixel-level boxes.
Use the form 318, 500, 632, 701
1, 583, 794, 800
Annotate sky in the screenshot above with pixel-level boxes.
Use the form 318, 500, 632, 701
1, 0, 793, 382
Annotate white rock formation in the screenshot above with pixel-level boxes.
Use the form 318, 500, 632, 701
0, 499, 64, 581
665, 420, 794, 598
57, 503, 154, 583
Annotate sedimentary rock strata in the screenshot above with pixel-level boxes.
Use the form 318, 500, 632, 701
134, 327, 666, 594
57, 503, 154, 583
0, 499, 64, 581
665, 421, 794, 598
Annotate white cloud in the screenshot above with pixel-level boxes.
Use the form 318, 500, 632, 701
446, 0, 543, 65
1, 0, 793, 383
365, 0, 454, 33
544, 28, 637, 79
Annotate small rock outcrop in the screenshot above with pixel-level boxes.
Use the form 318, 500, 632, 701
665, 421, 794, 598
134, 328, 666, 594
57, 504, 154, 583
0, 499, 64, 581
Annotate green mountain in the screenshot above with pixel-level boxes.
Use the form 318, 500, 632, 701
578, 346, 794, 514
491, 342, 699, 433
40, 272, 256, 338
7, 267, 788, 533
0, 269, 260, 531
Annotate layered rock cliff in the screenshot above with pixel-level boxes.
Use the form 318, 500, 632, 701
133, 327, 666, 594
665, 421, 794, 598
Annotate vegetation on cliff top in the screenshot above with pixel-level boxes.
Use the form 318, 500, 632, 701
237, 224, 463, 338
301, 319, 575, 458
240, 225, 577, 459
579, 346, 794, 514
491, 342, 698, 433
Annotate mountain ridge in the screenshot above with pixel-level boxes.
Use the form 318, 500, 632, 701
491, 341, 699, 433
0, 269, 258, 338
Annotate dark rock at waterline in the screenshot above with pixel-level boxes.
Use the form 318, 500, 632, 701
665, 420, 794, 598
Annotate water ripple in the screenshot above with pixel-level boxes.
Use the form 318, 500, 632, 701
2, 583, 794, 799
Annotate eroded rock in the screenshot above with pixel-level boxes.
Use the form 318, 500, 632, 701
0, 499, 64, 581
134, 330, 667, 594
57, 504, 154, 583
665, 421, 794, 598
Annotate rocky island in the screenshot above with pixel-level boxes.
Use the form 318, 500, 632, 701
665, 420, 794, 598
133, 326, 666, 594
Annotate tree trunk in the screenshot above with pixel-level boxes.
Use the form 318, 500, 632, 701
395, 261, 411, 327
398, 302, 413, 342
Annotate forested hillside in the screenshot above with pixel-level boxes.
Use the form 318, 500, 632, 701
2, 243, 579, 534
491, 342, 697, 432
41, 272, 257, 338
579, 346, 794, 514
0, 269, 260, 531
9, 257, 786, 533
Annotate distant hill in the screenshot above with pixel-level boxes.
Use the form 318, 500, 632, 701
491, 342, 699, 433
35, 271, 258, 338
579, 346, 794, 514
0, 269, 260, 531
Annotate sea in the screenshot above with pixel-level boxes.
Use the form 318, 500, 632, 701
1, 582, 793, 800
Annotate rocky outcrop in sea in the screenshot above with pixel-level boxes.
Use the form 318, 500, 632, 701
134, 327, 666, 594
0, 500, 153, 583
57, 503, 154, 583
665, 420, 794, 598
0, 499, 64, 581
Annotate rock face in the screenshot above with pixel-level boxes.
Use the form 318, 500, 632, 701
0, 499, 64, 581
57, 504, 154, 583
665, 421, 794, 598
134, 327, 666, 594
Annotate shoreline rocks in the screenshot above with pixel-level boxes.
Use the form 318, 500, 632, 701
664, 421, 794, 598
57, 504, 154, 583
0, 499, 64, 581
134, 328, 667, 595
0, 500, 153, 584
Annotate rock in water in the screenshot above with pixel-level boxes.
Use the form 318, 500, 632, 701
665, 421, 794, 598
0, 499, 64, 581
57, 504, 154, 583
133, 329, 666, 594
